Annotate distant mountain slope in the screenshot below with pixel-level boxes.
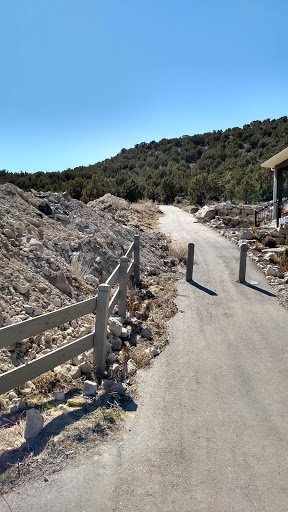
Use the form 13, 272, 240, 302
1, 116, 288, 204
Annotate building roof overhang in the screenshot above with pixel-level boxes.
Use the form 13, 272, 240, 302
261, 147, 288, 169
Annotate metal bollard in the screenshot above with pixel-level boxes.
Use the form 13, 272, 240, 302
239, 243, 248, 283
186, 243, 195, 282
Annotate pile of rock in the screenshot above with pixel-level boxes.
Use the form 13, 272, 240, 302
0, 183, 171, 397
195, 202, 255, 228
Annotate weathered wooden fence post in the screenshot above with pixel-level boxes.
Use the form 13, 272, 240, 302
239, 243, 248, 283
93, 283, 110, 380
118, 256, 128, 318
186, 243, 195, 282
134, 234, 140, 285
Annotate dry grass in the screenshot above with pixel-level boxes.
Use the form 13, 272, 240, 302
70, 253, 92, 281
169, 241, 188, 264
131, 199, 159, 214
251, 226, 259, 239
110, 198, 129, 210
254, 241, 263, 252
275, 248, 288, 272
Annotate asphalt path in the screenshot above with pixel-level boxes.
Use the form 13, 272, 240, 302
2, 206, 288, 511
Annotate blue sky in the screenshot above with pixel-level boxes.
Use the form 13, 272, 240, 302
0, 0, 287, 173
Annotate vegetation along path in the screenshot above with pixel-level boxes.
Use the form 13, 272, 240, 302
2, 206, 288, 512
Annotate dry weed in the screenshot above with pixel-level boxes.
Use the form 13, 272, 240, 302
130, 346, 151, 368
254, 241, 263, 252
169, 241, 188, 264
276, 248, 288, 272
131, 199, 158, 214
70, 253, 92, 281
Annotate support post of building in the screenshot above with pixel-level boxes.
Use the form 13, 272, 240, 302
273, 166, 283, 222
239, 243, 248, 283
186, 243, 195, 282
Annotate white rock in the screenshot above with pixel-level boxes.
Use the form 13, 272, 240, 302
124, 359, 137, 376
141, 327, 152, 339
42, 267, 51, 276
9, 391, 18, 400
23, 304, 34, 314
109, 318, 122, 337
52, 298, 61, 307
24, 408, 44, 439
19, 388, 32, 396
52, 237, 63, 245
18, 401, 26, 411
106, 352, 118, 363
240, 230, 255, 240
79, 357, 92, 374
102, 379, 113, 392
265, 265, 284, 278
60, 241, 70, 250
145, 347, 160, 357
14, 222, 25, 234
4, 228, 16, 238
83, 380, 98, 396
110, 382, 127, 395
70, 366, 81, 379
86, 275, 99, 286
120, 327, 129, 338
13, 282, 29, 294
26, 217, 42, 227
54, 392, 66, 401
111, 337, 122, 351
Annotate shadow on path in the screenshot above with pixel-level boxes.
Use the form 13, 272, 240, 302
187, 281, 218, 296
241, 282, 276, 297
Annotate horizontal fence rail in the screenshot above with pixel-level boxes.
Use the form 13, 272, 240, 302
0, 334, 94, 395
0, 297, 97, 350
0, 234, 141, 395
105, 264, 120, 287
108, 288, 120, 317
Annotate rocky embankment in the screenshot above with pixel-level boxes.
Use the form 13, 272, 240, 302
0, 185, 170, 378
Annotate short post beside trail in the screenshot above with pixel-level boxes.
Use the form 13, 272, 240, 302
134, 234, 140, 285
119, 256, 128, 318
239, 243, 248, 283
93, 283, 110, 380
186, 243, 195, 282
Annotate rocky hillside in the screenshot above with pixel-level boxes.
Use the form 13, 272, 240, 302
0, 184, 167, 374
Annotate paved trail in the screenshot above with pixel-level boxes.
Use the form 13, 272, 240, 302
2, 206, 288, 511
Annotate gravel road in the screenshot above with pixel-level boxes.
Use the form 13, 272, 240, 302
2, 206, 288, 512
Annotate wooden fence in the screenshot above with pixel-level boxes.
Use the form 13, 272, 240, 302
0, 235, 140, 395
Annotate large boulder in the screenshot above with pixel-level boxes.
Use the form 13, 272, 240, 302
196, 206, 217, 220
239, 230, 255, 240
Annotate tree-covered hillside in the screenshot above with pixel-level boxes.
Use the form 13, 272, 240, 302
1, 116, 288, 204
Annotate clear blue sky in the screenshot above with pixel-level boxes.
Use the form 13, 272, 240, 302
1, 0, 287, 173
